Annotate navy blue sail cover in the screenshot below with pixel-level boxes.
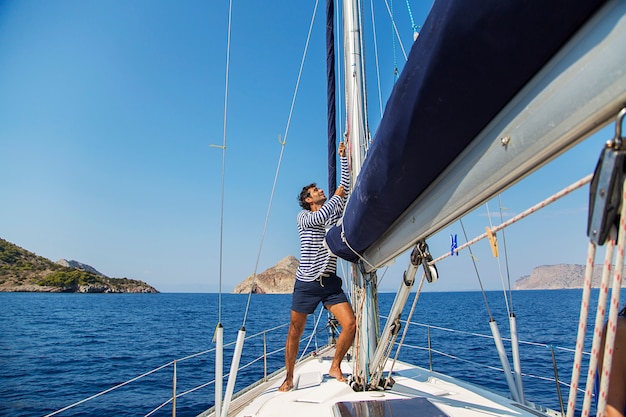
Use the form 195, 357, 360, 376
326, 0, 606, 263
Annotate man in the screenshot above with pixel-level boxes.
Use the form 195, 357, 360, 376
278, 142, 356, 392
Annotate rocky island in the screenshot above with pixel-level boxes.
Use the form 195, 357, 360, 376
513, 264, 626, 290
0, 238, 158, 293
233, 256, 298, 294
231, 256, 626, 293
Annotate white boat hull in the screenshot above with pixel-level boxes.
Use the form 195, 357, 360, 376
200, 344, 560, 417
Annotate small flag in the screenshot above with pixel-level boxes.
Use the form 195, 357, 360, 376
450, 234, 458, 256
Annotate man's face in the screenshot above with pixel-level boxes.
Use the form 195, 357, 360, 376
307, 186, 326, 205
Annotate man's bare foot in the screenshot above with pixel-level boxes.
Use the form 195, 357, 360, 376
328, 367, 347, 382
278, 378, 294, 392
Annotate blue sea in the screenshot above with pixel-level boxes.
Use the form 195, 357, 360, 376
1, 289, 624, 417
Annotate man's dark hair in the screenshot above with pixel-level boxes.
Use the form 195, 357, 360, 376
298, 183, 316, 210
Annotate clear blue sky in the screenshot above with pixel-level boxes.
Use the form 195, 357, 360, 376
0, 0, 612, 293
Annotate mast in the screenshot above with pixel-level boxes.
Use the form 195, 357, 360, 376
342, 0, 368, 174
341, 0, 378, 390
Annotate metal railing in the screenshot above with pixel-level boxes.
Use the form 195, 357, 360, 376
44, 314, 588, 417
386, 315, 591, 415
44, 322, 293, 417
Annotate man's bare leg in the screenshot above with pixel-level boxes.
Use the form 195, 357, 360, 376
278, 310, 308, 392
326, 302, 356, 382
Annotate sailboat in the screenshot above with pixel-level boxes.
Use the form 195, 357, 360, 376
37, 0, 626, 416
201, 0, 626, 416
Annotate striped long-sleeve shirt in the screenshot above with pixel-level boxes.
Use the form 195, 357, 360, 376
296, 155, 350, 282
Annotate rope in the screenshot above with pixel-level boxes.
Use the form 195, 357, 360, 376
404, 0, 420, 36
351, 283, 368, 381
566, 240, 598, 417
241, 0, 319, 326
597, 177, 626, 416
432, 174, 593, 265
340, 220, 377, 270
300, 306, 326, 360
581, 230, 616, 417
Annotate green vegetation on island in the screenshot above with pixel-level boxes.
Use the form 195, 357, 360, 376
0, 238, 158, 293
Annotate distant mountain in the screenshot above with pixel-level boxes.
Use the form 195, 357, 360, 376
56, 259, 108, 277
233, 260, 626, 293
514, 264, 626, 290
0, 238, 158, 293
233, 256, 298, 294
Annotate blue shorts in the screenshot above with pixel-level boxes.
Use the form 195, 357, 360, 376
291, 273, 349, 314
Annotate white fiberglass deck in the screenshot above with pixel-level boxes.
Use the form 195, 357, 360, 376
201, 345, 560, 417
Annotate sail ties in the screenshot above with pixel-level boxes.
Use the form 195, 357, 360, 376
338, 219, 377, 271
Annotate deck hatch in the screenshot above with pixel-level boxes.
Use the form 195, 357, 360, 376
332, 397, 449, 417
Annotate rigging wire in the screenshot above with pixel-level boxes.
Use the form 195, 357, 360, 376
358, 0, 372, 151
214, 0, 235, 326
369, 0, 384, 118
488, 199, 525, 402
241, 137, 287, 326
299, 307, 326, 360
498, 194, 515, 313
390, 0, 398, 81
432, 175, 593, 264
213, 3, 233, 415
241, 0, 320, 326
459, 218, 494, 320
485, 201, 511, 317
384, 272, 426, 383
382, 0, 408, 61
456, 220, 522, 401
335, 0, 344, 146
